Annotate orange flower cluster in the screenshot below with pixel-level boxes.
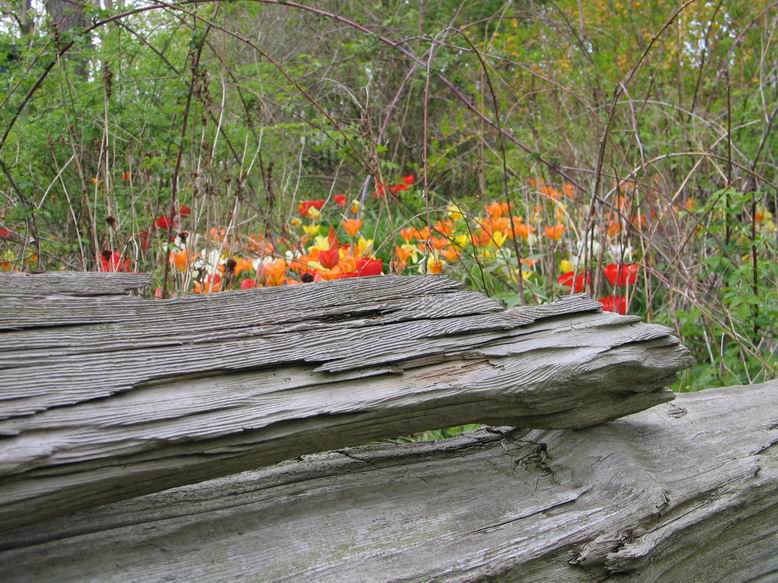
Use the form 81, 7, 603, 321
528, 178, 576, 201
473, 202, 534, 247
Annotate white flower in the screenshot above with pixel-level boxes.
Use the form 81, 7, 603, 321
608, 243, 633, 261
576, 238, 601, 258
197, 248, 222, 275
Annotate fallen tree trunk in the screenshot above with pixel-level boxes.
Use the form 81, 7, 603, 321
0, 381, 775, 582
0, 273, 691, 531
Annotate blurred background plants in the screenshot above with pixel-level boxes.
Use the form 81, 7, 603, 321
0, 0, 775, 391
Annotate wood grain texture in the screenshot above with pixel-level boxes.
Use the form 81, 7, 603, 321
0, 381, 775, 582
0, 274, 692, 531
0, 271, 151, 297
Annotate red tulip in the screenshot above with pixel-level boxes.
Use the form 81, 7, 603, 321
155, 215, 172, 230
240, 279, 257, 290
403, 174, 415, 185
318, 246, 340, 269
298, 199, 326, 217
179, 204, 191, 217
139, 229, 151, 251
333, 194, 347, 207
598, 295, 627, 315
558, 271, 590, 293
98, 251, 132, 273
0, 226, 12, 240
603, 263, 639, 287
356, 258, 383, 277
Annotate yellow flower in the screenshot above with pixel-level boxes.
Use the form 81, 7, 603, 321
447, 203, 465, 220
303, 224, 321, 237
398, 243, 419, 263
290, 217, 302, 227
521, 269, 533, 281
350, 200, 361, 214
559, 259, 573, 273
306, 206, 321, 220
356, 237, 373, 258
454, 234, 469, 250
426, 255, 445, 274
492, 231, 507, 248
314, 235, 331, 250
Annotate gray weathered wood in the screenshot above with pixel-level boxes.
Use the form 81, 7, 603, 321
0, 270, 151, 297
0, 381, 775, 582
0, 273, 691, 532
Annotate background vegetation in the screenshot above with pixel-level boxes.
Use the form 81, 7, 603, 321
0, 0, 775, 391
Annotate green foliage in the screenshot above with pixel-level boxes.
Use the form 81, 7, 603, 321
0, 0, 775, 392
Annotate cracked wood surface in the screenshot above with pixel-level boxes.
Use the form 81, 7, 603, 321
0, 273, 691, 531
0, 271, 151, 297
1, 381, 775, 582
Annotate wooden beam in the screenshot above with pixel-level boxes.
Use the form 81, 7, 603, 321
1, 381, 775, 582
0, 271, 151, 297
0, 274, 691, 531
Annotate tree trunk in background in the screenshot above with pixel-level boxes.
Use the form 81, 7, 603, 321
17, 0, 35, 36
45, 0, 90, 34
45, 0, 95, 78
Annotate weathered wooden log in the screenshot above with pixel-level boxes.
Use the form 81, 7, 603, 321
0, 381, 775, 582
0, 270, 151, 297
0, 274, 691, 532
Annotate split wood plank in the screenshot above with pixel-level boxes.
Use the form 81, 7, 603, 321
0, 271, 151, 297
0, 273, 692, 531
0, 381, 775, 582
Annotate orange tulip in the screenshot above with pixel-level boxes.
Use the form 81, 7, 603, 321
427, 255, 445, 274
430, 236, 449, 250
486, 202, 505, 218
415, 226, 430, 241
540, 185, 560, 200
471, 230, 492, 248
342, 218, 362, 238
194, 274, 222, 294
508, 221, 534, 240
442, 246, 460, 262
607, 220, 622, 237
490, 216, 510, 235
544, 224, 565, 241
170, 250, 190, 272
400, 227, 416, 243
433, 220, 455, 237
234, 258, 255, 276
395, 245, 413, 263
261, 259, 287, 287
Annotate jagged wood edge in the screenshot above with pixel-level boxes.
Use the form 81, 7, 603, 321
0, 275, 691, 532
0, 381, 775, 582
